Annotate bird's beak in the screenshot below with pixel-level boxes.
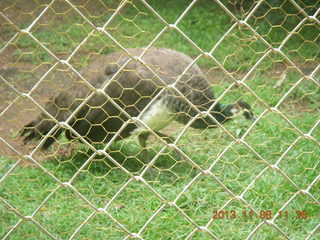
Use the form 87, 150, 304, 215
251, 115, 260, 126
243, 109, 259, 125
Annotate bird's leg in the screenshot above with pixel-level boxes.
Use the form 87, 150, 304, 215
155, 132, 175, 143
155, 132, 184, 160
138, 132, 152, 164
42, 128, 63, 150
138, 131, 184, 167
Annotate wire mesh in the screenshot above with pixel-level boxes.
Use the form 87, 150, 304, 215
0, 0, 319, 239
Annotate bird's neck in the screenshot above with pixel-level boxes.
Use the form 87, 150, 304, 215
207, 103, 235, 126
218, 103, 235, 118
205, 103, 233, 127
189, 103, 234, 129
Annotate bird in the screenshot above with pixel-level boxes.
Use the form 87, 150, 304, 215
20, 47, 255, 161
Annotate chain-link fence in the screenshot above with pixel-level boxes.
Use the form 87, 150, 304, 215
0, 0, 319, 239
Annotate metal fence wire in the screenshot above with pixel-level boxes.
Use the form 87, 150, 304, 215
0, 0, 319, 239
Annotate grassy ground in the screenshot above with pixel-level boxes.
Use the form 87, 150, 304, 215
0, 0, 319, 239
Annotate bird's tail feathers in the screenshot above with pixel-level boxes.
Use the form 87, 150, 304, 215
20, 117, 58, 148
20, 91, 75, 149
20, 120, 40, 144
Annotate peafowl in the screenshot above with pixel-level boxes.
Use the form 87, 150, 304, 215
21, 47, 255, 159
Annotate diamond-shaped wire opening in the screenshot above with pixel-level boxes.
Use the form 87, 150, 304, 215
102, 180, 164, 234
208, 199, 263, 239
210, 25, 270, 75
277, 78, 319, 132
207, 83, 261, 129
0, 14, 19, 50
251, 224, 289, 239
242, 169, 298, 210
68, 0, 117, 26
247, 0, 308, 48
309, 180, 319, 205
29, 1, 95, 59
67, 33, 117, 70
69, 211, 129, 239
0, 202, 22, 239
277, 138, 319, 189
32, 186, 94, 239
0, 72, 19, 112
104, 0, 167, 49
0, 163, 59, 217
226, 0, 261, 18
144, 0, 196, 23
176, 0, 236, 51
69, 157, 132, 207
0, 94, 46, 159
0, 0, 49, 29
2, 220, 52, 239
175, 174, 237, 224
245, 52, 310, 106
141, 205, 195, 239
245, 111, 301, 164
210, 144, 266, 195
1, 33, 56, 91
273, 194, 320, 239
281, 21, 320, 67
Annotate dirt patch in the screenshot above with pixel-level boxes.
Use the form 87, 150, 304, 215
0, 98, 39, 157
0, 64, 75, 162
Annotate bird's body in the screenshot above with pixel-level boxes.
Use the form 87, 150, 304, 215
21, 47, 254, 153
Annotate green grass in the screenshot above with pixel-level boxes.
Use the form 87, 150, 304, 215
1, 82, 319, 238
1, 104, 319, 239
1, 0, 319, 239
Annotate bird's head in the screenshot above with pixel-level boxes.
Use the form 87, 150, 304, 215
219, 101, 256, 122
231, 101, 255, 120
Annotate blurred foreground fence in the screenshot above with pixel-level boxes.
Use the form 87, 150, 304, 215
0, 0, 319, 239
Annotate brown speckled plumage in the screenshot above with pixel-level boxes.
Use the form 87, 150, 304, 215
21, 47, 253, 150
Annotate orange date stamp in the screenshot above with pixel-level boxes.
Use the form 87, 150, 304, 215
212, 210, 308, 220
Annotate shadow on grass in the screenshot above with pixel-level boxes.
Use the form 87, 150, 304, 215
46, 140, 198, 183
